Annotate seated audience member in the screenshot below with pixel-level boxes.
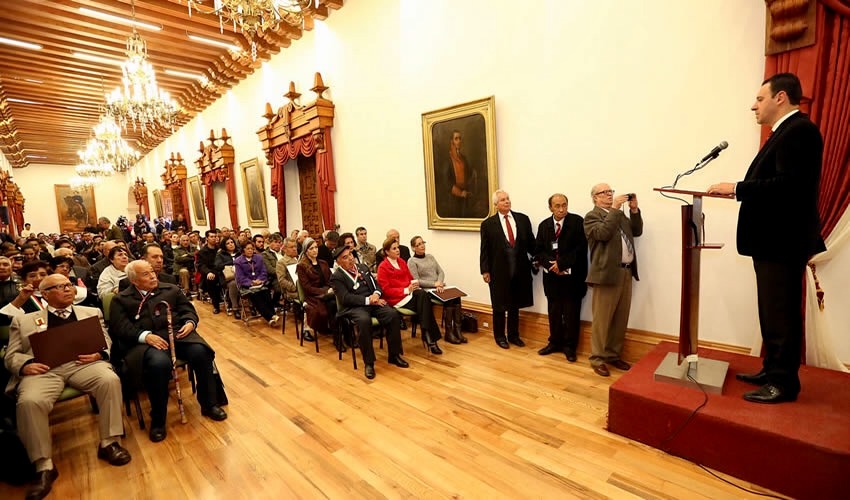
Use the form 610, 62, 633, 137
196, 230, 223, 314
21, 244, 39, 264
295, 229, 309, 254
118, 244, 177, 291
375, 228, 411, 268
215, 237, 241, 318
261, 234, 283, 300
134, 232, 156, 258
173, 235, 197, 295
159, 231, 174, 274
48, 255, 89, 305
0, 261, 51, 320
330, 246, 407, 380
355, 226, 377, 272
337, 232, 364, 268
295, 238, 336, 339
10, 252, 25, 275
5, 274, 130, 500
96, 246, 130, 299
110, 261, 227, 442
87, 240, 120, 290
377, 238, 444, 354
234, 242, 280, 327
0, 256, 21, 325
316, 231, 339, 268
275, 237, 299, 303
407, 235, 466, 344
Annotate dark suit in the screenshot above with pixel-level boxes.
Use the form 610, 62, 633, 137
479, 210, 535, 341
330, 264, 402, 365
736, 111, 824, 395
109, 283, 220, 426
535, 214, 588, 353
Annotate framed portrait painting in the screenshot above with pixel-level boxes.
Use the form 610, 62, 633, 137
422, 96, 498, 231
152, 189, 163, 218
188, 176, 207, 226
240, 158, 269, 228
54, 184, 97, 233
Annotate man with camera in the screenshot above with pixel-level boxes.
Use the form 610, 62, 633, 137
584, 183, 643, 377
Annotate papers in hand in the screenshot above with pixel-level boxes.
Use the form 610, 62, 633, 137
427, 286, 467, 302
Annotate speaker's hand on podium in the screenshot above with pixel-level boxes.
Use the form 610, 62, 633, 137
708, 182, 735, 195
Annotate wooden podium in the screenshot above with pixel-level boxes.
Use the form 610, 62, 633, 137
653, 187, 734, 394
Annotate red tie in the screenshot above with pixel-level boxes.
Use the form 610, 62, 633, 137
505, 214, 515, 247
554, 221, 561, 239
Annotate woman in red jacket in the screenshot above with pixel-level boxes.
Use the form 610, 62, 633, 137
376, 237, 443, 354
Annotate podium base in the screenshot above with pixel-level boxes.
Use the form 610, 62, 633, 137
653, 352, 729, 394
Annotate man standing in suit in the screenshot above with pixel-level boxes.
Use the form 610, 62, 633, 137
535, 194, 588, 362
708, 72, 824, 404
480, 189, 535, 349
110, 260, 227, 442
5, 274, 130, 500
585, 184, 643, 377
330, 246, 406, 380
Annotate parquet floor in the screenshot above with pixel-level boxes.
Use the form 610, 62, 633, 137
0, 301, 783, 499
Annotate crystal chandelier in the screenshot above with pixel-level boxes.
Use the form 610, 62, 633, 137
91, 113, 141, 173
69, 174, 102, 190
105, 27, 178, 135
186, 1, 317, 59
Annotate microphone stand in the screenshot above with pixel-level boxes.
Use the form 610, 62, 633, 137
658, 154, 721, 204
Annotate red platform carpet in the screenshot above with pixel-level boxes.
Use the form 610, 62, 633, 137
609, 342, 850, 499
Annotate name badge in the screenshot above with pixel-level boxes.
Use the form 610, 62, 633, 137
552, 242, 559, 251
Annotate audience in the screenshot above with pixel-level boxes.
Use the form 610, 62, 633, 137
276, 237, 299, 303
96, 246, 130, 299
215, 236, 241, 318
234, 242, 280, 327
355, 226, 377, 272
197, 230, 223, 314
295, 238, 336, 339
407, 235, 466, 344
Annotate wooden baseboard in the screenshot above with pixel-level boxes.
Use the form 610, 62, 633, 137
441, 300, 751, 362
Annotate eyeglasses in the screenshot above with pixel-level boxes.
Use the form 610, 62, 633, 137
594, 189, 615, 196
43, 283, 74, 292
11, 256, 23, 261
414, 241, 426, 246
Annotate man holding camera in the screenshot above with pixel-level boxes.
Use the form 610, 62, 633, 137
584, 183, 643, 377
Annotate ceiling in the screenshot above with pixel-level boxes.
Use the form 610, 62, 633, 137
0, 0, 344, 169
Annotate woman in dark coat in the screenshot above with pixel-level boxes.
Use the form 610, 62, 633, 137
295, 237, 336, 335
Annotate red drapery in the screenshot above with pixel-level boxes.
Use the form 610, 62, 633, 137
765, 1, 850, 238
204, 183, 216, 229
270, 127, 337, 233
226, 164, 239, 230
201, 167, 239, 230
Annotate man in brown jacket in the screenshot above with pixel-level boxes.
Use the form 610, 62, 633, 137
584, 183, 643, 377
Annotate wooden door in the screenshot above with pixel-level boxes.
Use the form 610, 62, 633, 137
297, 156, 323, 237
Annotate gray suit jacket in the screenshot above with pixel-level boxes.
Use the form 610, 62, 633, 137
584, 206, 643, 285
4, 305, 109, 394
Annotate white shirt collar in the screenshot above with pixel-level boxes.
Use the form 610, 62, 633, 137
772, 109, 799, 132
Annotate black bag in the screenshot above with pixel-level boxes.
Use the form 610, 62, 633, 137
461, 313, 478, 333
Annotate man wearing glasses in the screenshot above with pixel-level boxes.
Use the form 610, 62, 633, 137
584, 183, 643, 377
5, 274, 130, 500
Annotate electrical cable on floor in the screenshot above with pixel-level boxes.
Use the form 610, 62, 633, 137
657, 373, 786, 499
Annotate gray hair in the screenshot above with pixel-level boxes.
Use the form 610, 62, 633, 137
125, 260, 149, 282
492, 189, 508, 205
283, 236, 297, 247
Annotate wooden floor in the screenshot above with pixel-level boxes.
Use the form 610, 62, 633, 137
1, 301, 782, 499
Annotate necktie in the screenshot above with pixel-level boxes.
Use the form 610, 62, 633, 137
554, 222, 562, 239
54, 309, 69, 319
620, 227, 634, 256
505, 215, 515, 247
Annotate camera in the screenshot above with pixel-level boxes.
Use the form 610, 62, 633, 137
626, 193, 635, 201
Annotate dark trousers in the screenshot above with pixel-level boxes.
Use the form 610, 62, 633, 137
753, 258, 806, 395
342, 305, 401, 365
409, 289, 442, 343
142, 343, 216, 426
244, 289, 276, 321
546, 295, 582, 352
203, 277, 223, 308
492, 308, 520, 341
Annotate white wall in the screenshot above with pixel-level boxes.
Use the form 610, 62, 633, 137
13, 0, 850, 360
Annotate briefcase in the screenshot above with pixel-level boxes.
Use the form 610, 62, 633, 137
461, 313, 478, 333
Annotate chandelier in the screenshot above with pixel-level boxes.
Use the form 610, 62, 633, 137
105, 27, 178, 135
91, 113, 141, 172
69, 174, 102, 190
186, 1, 318, 59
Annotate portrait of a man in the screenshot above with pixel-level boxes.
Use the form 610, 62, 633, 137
54, 184, 97, 233
188, 176, 207, 226
240, 158, 269, 227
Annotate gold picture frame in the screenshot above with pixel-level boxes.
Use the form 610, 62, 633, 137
152, 189, 163, 218
240, 158, 269, 228
54, 184, 97, 233
188, 176, 207, 227
422, 96, 498, 231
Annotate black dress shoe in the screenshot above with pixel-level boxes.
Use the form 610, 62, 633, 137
149, 427, 167, 443
213, 307, 221, 314
743, 384, 798, 404
234, 310, 242, 320
538, 344, 561, 356
428, 343, 443, 355
97, 442, 132, 466
364, 363, 376, 379
495, 338, 509, 349
389, 355, 409, 368
565, 350, 577, 362
736, 371, 768, 386
26, 468, 58, 500
302, 330, 316, 342
202, 406, 228, 421
508, 336, 525, 347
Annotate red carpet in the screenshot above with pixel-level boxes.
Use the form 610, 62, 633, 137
609, 342, 850, 499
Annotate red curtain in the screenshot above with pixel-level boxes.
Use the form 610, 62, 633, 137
226, 164, 239, 231
765, 1, 850, 238
204, 183, 216, 229
270, 127, 337, 232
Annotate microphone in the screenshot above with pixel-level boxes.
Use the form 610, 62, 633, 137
699, 141, 729, 163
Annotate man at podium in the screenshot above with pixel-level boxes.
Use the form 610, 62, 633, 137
708, 72, 825, 404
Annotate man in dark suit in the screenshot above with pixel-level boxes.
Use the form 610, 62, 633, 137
118, 243, 178, 291
374, 228, 411, 268
584, 184, 643, 377
708, 72, 824, 404
535, 193, 588, 362
330, 246, 406, 380
479, 189, 535, 349
110, 260, 226, 443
